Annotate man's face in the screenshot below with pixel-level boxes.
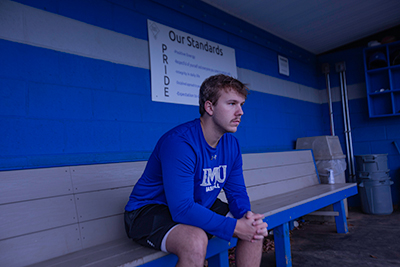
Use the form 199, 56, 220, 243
210, 88, 245, 134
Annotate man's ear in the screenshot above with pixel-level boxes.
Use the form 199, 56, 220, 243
204, 100, 214, 116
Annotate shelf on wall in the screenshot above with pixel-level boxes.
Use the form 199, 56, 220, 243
364, 40, 400, 117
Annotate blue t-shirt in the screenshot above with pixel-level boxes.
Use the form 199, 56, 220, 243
125, 119, 250, 241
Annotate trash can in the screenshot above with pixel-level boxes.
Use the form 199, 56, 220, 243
296, 136, 348, 221
355, 154, 393, 215
358, 179, 394, 215
355, 154, 389, 172
357, 170, 391, 181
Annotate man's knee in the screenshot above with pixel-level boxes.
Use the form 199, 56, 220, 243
187, 227, 208, 253
166, 225, 208, 258
235, 238, 264, 267
180, 226, 208, 254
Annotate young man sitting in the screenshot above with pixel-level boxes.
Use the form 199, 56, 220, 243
124, 74, 268, 267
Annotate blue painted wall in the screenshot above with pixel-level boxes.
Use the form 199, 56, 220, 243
0, 0, 323, 171
2, 0, 399, 207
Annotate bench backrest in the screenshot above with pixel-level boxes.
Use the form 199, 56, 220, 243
0, 162, 146, 267
0, 150, 318, 266
243, 150, 319, 201
218, 150, 319, 202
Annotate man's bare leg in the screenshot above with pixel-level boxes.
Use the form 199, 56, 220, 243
235, 238, 264, 267
234, 211, 267, 267
165, 224, 208, 267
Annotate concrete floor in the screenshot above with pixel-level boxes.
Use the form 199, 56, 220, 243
261, 208, 400, 267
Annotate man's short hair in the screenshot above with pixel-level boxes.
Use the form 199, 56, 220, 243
199, 74, 249, 116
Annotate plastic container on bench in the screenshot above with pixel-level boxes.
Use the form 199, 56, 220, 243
316, 159, 347, 184
296, 136, 346, 160
355, 154, 388, 172
358, 179, 394, 215
296, 136, 347, 184
296, 136, 348, 221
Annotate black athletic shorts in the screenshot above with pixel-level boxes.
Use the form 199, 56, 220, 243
124, 199, 230, 251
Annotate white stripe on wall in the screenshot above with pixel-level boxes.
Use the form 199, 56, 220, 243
320, 83, 367, 103
238, 68, 323, 104
0, 0, 149, 69
0, 0, 366, 104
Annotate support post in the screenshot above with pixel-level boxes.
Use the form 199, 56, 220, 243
274, 222, 292, 267
289, 220, 294, 230
333, 200, 348, 233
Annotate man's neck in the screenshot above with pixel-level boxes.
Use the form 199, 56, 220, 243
200, 116, 222, 148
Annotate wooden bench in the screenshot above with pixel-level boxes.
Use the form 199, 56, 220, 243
231, 150, 357, 266
0, 150, 357, 267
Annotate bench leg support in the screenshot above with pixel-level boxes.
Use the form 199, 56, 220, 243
274, 222, 292, 267
333, 199, 348, 234
289, 220, 294, 230
207, 250, 229, 267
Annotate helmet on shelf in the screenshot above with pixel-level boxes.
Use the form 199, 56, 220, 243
368, 51, 387, 69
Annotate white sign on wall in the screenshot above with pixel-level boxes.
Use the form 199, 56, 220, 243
278, 55, 289, 76
147, 20, 237, 106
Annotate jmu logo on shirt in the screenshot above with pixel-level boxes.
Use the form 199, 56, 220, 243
200, 165, 227, 192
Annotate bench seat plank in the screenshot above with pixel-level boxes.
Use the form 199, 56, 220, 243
27, 239, 165, 267
254, 184, 357, 230
27, 236, 236, 267
251, 183, 356, 218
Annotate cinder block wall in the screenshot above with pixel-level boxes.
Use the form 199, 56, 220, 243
0, 0, 324, 171
2, 0, 399, 206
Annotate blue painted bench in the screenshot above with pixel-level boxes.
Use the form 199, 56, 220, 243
0, 150, 357, 267
0, 158, 234, 267
235, 150, 358, 267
